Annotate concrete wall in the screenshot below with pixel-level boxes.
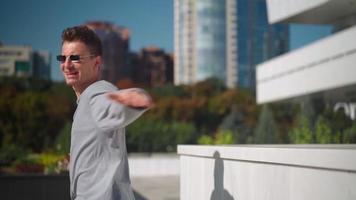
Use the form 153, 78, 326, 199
178, 145, 356, 200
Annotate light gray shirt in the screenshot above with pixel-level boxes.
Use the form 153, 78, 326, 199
69, 80, 147, 200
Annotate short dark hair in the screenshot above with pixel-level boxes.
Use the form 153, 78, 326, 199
61, 25, 102, 56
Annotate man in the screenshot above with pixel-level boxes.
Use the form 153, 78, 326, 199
58, 25, 152, 200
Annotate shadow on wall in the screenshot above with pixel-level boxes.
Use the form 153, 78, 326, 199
210, 151, 235, 200
133, 190, 147, 200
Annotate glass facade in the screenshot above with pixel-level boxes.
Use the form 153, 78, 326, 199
195, 0, 226, 81
177, 0, 191, 84
236, 0, 289, 88
174, 0, 289, 88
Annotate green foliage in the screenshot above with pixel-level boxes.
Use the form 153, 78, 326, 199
188, 77, 226, 97
288, 116, 314, 144
254, 105, 278, 144
198, 130, 235, 145
215, 130, 235, 145
0, 144, 27, 167
150, 84, 189, 98
54, 121, 72, 154
38, 153, 67, 174
126, 118, 196, 152
197, 135, 214, 145
343, 122, 356, 143
219, 105, 254, 144
288, 101, 355, 144
270, 103, 297, 143
2, 75, 355, 162
0, 78, 75, 153
12, 153, 67, 174
315, 116, 341, 143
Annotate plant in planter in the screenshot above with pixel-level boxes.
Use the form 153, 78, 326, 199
13, 154, 44, 173
10, 153, 69, 174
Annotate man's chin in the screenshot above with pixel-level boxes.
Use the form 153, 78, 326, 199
65, 79, 77, 86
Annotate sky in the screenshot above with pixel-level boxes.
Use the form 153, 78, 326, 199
0, 0, 332, 82
0, 0, 173, 81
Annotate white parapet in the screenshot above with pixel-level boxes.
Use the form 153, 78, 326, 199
256, 25, 356, 104
178, 144, 356, 200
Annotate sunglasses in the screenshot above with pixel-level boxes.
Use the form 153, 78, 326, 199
56, 54, 95, 63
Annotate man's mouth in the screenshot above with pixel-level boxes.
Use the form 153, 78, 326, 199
65, 71, 79, 77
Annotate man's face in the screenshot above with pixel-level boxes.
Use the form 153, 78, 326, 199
60, 41, 100, 90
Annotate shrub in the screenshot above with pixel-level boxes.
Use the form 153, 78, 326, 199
198, 130, 235, 145
343, 123, 356, 143
126, 118, 196, 152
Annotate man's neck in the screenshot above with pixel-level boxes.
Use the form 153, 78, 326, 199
73, 79, 98, 98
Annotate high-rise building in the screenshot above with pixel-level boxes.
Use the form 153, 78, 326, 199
236, 0, 289, 88
131, 46, 174, 87
86, 21, 130, 85
33, 50, 51, 80
174, 0, 289, 89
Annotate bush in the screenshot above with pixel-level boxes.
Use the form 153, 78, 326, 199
288, 116, 314, 144
0, 144, 27, 167
254, 105, 278, 144
315, 116, 341, 143
11, 153, 68, 174
54, 121, 71, 154
198, 130, 235, 145
343, 123, 356, 143
126, 118, 196, 152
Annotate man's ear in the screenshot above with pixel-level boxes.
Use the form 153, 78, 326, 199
95, 56, 102, 71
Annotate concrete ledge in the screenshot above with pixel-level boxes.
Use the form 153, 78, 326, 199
178, 144, 356, 200
178, 144, 356, 172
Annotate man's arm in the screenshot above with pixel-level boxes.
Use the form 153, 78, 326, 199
89, 88, 153, 133
107, 88, 153, 109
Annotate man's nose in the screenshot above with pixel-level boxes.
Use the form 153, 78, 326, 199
62, 58, 74, 69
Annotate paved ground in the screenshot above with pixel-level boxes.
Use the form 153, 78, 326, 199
131, 175, 180, 200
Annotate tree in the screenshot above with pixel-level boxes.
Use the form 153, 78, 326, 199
254, 104, 278, 144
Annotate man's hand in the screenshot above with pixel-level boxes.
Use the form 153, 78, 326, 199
107, 89, 153, 109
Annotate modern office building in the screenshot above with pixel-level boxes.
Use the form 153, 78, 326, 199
130, 46, 174, 87
256, 0, 356, 119
0, 45, 50, 79
174, 0, 289, 89
33, 50, 51, 80
86, 21, 130, 85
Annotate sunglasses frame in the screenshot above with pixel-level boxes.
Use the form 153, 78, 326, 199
56, 54, 95, 63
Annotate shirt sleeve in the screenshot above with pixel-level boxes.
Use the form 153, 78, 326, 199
89, 88, 148, 134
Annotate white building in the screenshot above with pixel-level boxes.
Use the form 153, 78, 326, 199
256, 0, 356, 116
0, 45, 51, 79
0, 45, 33, 77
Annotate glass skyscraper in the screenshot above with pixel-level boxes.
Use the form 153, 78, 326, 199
236, 0, 289, 88
174, 0, 289, 89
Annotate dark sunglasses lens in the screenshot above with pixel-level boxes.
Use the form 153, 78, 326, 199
70, 55, 80, 61
56, 55, 66, 62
